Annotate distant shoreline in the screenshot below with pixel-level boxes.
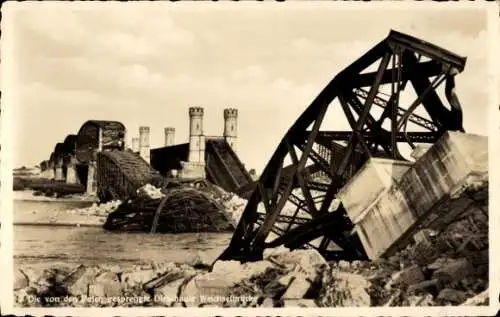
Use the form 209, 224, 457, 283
13, 222, 103, 227
13, 189, 97, 203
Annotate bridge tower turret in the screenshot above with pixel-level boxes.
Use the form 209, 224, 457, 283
164, 127, 176, 147
224, 108, 238, 153
139, 126, 150, 164
188, 107, 205, 164
131, 137, 139, 152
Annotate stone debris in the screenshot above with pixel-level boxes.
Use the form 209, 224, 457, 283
30, 199, 123, 226
14, 269, 29, 291
318, 270, 371, 307
88, 272, 123, 299
437, 288, 468, 304
137, 184, 165, 200
403, 293, 434, 306
209, 186, 247, 226
69, 200, 122, 217
384, 264, 425, 290
432, 258, 473, 283
283, 299, 319, 307
266, 248, 327, 279
153, 278, 185, 306
188, 251, 215, 269
281, 273, 313, 300
13, 238, 488, 308
460, 289, 489, 306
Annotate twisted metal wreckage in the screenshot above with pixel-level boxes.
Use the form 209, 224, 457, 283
217, 30, 468, 263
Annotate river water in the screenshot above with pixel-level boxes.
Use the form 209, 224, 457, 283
13, 199, 233, 267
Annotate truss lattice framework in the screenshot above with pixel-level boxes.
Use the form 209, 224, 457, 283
217, 30, 467, 263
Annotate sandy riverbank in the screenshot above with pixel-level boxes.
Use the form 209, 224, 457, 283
13, 190, 97, 202
13, 192, 118, 227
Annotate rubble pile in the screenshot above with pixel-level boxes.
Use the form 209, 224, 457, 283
68, 200, 123, 217
136, 184, 165, 200
14, 238, 488, 308
207, 185, 247, 226
324, 214, 489, 307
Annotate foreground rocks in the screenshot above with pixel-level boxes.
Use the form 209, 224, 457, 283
14, 242, 488, 308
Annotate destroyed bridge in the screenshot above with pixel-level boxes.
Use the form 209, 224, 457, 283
39, 30, 488, 264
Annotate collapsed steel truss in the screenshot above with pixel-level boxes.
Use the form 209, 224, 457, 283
217, 30, 467, 263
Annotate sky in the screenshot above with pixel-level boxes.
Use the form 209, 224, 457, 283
4, 2, 496, 173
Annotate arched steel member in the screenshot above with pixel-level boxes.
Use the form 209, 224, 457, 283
96, 150, 158, 202
217, 30, 467, 263
75, 120, 126, 164
62, 134, 78, 167
53, 142, 65, 181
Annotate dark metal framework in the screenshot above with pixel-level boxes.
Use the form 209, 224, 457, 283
217, 30, 467, 263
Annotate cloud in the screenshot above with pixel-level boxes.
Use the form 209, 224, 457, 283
7, 4, 491, 172
231, 65, 268, 82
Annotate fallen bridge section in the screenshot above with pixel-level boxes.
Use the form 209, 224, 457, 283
96, 150, 159, 202
205, 139, 254, 198
338, 131, 488, 260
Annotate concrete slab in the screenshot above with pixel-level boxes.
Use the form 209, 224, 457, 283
337, 158, 413, 224
342, 132, 488, 260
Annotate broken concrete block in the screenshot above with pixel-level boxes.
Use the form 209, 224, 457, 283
188, 251, 214, 269
14, 269, 29, 290
319, 271, 371, 307
143, 269, 185, 291
281, 274, 312, 299
153, 278, 185, 307
210, 260, 240, 274
337, 158, 413, 224
122, 269, 157, 288
260, 297, 275, 307
151, 261, 178, 275
270, 249, 327, 279
404, 293, 435, 306
460, 289, 489, 306
277, 272, 295, 287
338, 260, 350, 270
385, 265, 425, 290
88, 272, 123, 298
284, 299, 318, 307
413, 229, 436, 244
63, 265, 101, 296
407, 278, 441, 294
181, 260, 275, 306
432, 258, 473, 283
263, 245, 290, 259
437, 288, 468, 303
427, 257, 454, 270
15, 287, 42, 307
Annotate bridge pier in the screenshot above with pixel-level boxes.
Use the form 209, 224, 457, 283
131, 137, 139, 153
43, 162, 55, 179
54, 159, 64, 181
86, 160, 97, 196
66, 156, 80, 184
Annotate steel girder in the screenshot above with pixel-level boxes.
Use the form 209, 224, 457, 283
217, 30, 467, 263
